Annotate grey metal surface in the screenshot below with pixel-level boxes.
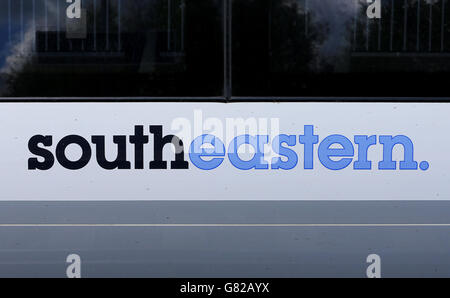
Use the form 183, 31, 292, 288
0, 201, 448, 277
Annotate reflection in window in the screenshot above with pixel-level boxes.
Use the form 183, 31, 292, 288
352, 0, 450, 72
233, 0, 450, 97
0, 0, 223, 97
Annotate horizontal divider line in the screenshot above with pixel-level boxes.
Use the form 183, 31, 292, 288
1, 97, 450, 103
0, 223, 449, 227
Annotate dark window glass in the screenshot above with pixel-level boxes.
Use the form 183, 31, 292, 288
0, 0, 224, 97
232, 0, 450, 97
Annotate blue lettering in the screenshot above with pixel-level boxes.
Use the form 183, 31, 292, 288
228, 135, 269, 170
378, 135, 418, 170
271, 135, 298, 170
354, 135, 377, 170
299, 125, 319, 169
189, 134, 225, 170
318, 135, 354, 170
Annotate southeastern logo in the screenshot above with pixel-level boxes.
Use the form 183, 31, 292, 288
28, 125, 430, 171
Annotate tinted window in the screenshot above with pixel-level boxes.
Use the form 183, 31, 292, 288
0, 0, 224, 97
232, 0, 450, 97
2, 0, 450, 98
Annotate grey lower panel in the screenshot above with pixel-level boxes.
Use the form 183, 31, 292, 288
0, 201, 448, 277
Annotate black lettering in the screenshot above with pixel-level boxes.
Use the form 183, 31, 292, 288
56, 135, 91, 170
91, 135, 131, 170
129, 126, 149, 169
28, 135, 54, 170
149, 125, 189, 169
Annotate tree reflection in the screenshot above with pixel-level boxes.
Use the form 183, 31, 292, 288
0, 0, 223, 97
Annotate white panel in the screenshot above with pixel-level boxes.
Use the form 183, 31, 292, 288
0, 102, 445, 200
